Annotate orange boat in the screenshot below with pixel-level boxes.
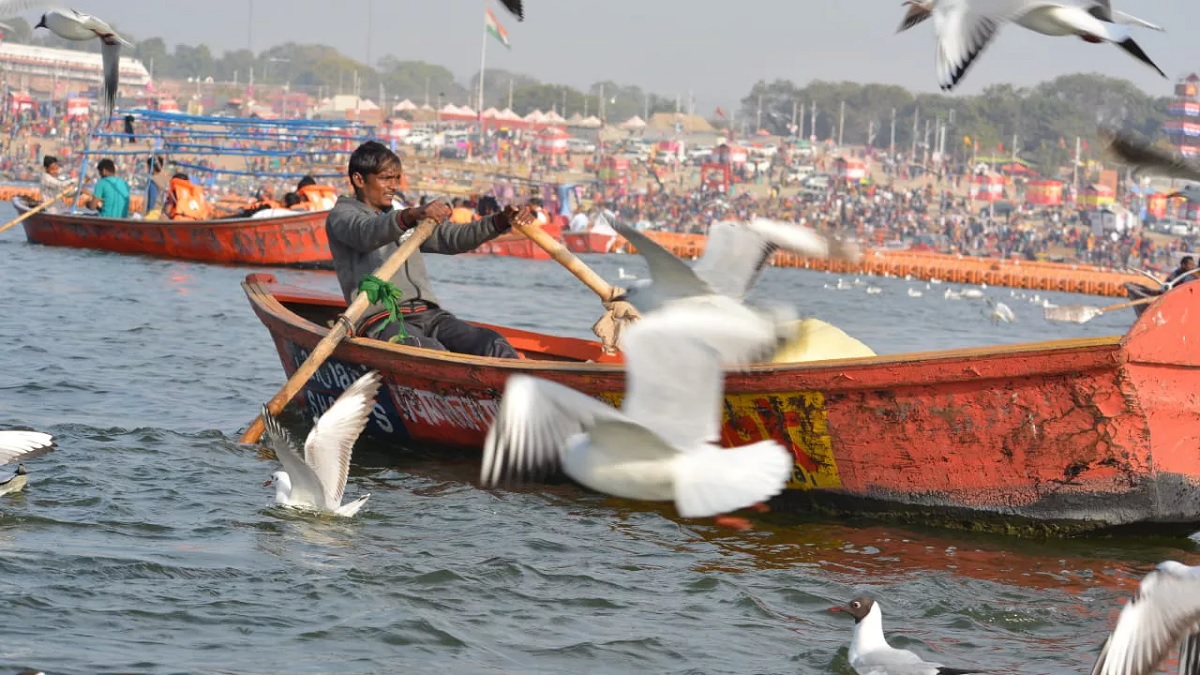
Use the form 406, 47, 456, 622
12, 196, 332, 267
473, 231, 551, 260
563, 230, 619, 254
244, 273, 1200, 536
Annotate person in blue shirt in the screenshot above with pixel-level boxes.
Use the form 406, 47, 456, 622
86, 158, 131, 219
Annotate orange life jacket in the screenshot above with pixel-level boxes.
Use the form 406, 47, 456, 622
297, 184, 338, 211
165, 178, 213, 220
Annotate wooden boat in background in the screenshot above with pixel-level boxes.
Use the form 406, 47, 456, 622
563, 230, 619, 254
243, 272, 1200, 536
12, 196, 332, 267
473, 220, 564, 260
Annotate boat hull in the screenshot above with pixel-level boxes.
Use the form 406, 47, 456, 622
563, 231, 618, 254
12, 197, 332, 266
243, 274, 1200, 535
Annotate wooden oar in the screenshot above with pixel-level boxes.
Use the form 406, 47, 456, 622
239, 218, 438, 444
513, 220, 626, 303
1045, 268, 1200, 323
0, 186, 75, 235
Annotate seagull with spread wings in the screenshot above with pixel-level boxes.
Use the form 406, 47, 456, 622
261, 371, 381, 517
895, 0, 1165, 91
0, 2, 131, 119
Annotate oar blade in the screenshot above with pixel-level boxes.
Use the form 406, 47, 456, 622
1044, 304, 1103, 324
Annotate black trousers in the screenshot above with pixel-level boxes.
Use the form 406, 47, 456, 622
369, 306, 518, 359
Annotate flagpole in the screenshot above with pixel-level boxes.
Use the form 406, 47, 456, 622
478, 2, 489, 116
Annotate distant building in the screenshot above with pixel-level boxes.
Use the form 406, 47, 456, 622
1163, 73, 1200, 159
0, 42, 151, 96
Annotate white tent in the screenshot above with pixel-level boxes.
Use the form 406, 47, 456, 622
619, 115, 646, 130
577, 115, 603, 128
393, 99, 417, 112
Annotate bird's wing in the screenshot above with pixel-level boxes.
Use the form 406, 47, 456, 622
1091, 562, 1200, 675
303, 371, 381, 507
620, 300, 780, 449
1101, 128, 1200, 183
615, 223, 714, 306
696, 218, 834, 300
260, 405, 326, 508
691, 221, 773, 300
0, 430, 54, 465
98, 40, 119, 120
932, 0, 1041, 90
77, 12, 132, 46
0, 0, 50, 18
480, 374, 629, 486
897, 1, 934, 32
499, 0, 523, 20
1087, 0, 1164, 30
1109, 8, 1163, 31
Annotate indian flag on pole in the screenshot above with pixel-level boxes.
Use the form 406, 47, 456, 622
485, 8, 511, 49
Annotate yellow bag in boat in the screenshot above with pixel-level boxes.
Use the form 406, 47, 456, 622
772, 318, 876, 363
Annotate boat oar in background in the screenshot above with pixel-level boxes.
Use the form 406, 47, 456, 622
1045, 268, 1200, 323
238, 218, 437, 445
0, 186, 76, 235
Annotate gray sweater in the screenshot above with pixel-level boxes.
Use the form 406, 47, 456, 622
325, 196, 509, 317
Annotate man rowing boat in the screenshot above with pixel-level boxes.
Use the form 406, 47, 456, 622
326, 141, 536, 358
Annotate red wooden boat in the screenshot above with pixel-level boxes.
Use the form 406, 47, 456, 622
472, 221, 565, 260
244, 272, 1200, 535
11, 196, 332, 267
563, 230, 619, 254
473, 232, 551, 260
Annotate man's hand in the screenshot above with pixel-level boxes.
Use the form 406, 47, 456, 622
498, 204, 538, 231
402, 200, 452, 227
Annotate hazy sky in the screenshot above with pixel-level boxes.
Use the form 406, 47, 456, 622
17, 0, 1200, 111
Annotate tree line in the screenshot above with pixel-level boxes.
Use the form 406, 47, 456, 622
2, 18, 1179, 170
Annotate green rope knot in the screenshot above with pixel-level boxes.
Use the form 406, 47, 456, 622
358, 274, 410, 342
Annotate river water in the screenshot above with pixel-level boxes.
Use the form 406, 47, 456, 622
1, 202, 1195, 674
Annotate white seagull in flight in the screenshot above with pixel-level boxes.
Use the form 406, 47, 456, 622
896, 0, 1165, 91
0, 2, 132, 119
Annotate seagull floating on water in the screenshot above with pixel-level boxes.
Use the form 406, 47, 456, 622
0, 430, 55, 496
1090, 561, 1200, 675
261, 371, 381, 517
834, 596, 986, 675
897, 0, 1165, 91
985, 297, 1017, 324
0, 2, 132, 119
481, 298, 795, 521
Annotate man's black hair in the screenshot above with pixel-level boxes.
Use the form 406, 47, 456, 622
283, 192, 302, 208
97, 158, 116, 174
147, 155, 163, 172
297, 174, 317, 190
172, 172, 189, 181
347, 141, 401, 184
1183, 256, 1195, 266
43, 155, 58, 170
